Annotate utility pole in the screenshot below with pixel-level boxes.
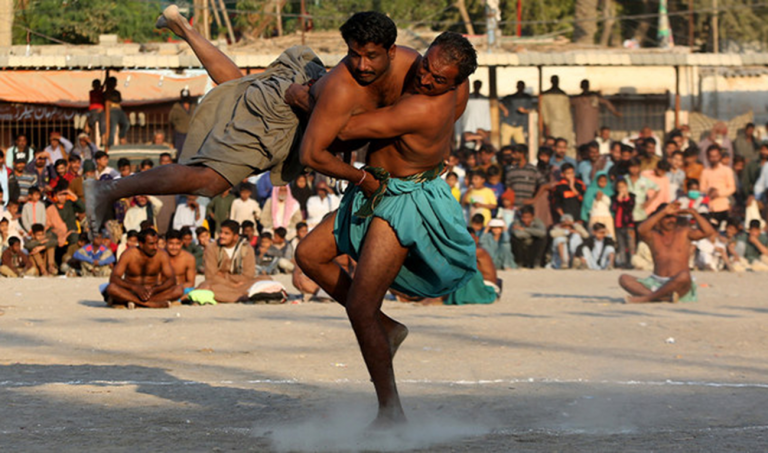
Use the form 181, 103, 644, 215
712, 0, 719, 53
456, 0, 475, 35
0, 0, 14, 47
486, 0, 500, 50
275, 0, 283, 37
516, 0, 522, 37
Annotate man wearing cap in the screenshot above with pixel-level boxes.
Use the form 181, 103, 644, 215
169, 88, 197, 153
305, 181, 339, 230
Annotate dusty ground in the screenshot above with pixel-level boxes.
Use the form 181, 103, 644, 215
2, 270, 768, 452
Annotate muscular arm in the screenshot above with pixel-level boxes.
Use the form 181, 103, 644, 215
109, 250, 138, 293
337, 95, 434, 141
183, 254, 197, 288
637, 205, 673, 241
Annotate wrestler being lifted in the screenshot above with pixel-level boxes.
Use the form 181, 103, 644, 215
620, 202, 715, 303
85, 9, 422, 234
292, 33, 479, 426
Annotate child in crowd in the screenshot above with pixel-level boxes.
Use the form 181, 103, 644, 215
581, 172, 615, 238
230, 183, 261, 226
445, 171, 461, 202
574, 222, 616, 270
479, 218, 516, 270
462, 170, 498, 226
610, 178, 636, 268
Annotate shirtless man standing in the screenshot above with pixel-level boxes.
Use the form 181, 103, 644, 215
165, 229, 197, 294
294, 32, 478, 425
105, 229, 183, 309
85, 10, 422, 233
620, 202, 715, 303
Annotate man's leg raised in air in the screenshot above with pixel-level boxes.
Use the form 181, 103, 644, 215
85, 164, 230, 233
345, 217, 410, 426
155, 5, 242, 85
295, 213, 409, 357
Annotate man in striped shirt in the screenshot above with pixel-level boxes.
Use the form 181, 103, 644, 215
503, 144, 546, 208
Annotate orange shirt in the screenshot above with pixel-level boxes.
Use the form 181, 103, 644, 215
700, 164, 736, 213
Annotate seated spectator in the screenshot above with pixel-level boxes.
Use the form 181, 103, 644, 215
574, 223, 616, 270
631, 241, 654, 271
116, 230, 139, 260
0, 218, 10, 251
71, 231, 115, 277
104, 228, 182, 308
229, 183, 261, 226
71, 133, 97, 161
641, 160, 672, 213
496, 189, 516, 227
576, 142, 600, 186
2, 200, 23, 240
255, 232, 278, 275
261, 186, 302, 237
548, 214, 589, 269
479, 218, 516, 270
267, 227, 295, 273
722, 219, 749, 272
676, 179, 710, 215
637, 138, 660, 172
196, 226, 212, 250
0, 237, 36, 277
694, 231, 730, 272
668, 150, 686, 199
683, 147, 703, 188
94, 151, 119, 180
581, 171, 615, 238
552, 163, 586, 224
241, 220, 258, 247
510, 205, 547, 269
741, 219, 768, 270
462, 169, 497, 225
24, 223, 57, 276
123, 195, 163, 233
20, 187, 46, 234
485, 165, 505, 202
48, 159, 69, 191
445, 171, 461, 202
165, 229, 197, 296
197, 220, 265, 303
443, 228, 499, 305
469, 213, 485, 238
290, 221, 308, 252
626, 158, 659, 223
207, 187, 235, 236
611, 178, 636, 269
173, 195, 205, 232
306, 181, 340, 230
140, 159, 154, 172
180, 227, 204, 273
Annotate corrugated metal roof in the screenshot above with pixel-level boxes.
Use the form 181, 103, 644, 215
3, 50, 768, 69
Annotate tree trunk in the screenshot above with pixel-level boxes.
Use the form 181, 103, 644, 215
632, 0, 653, 45
599, 0, 615, 46
573, 0, 598, 44
456, 0, 476, 35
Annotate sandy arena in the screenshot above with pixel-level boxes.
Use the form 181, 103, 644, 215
2, 269, 768, 452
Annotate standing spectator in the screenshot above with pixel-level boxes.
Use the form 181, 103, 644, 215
642, 160, 673, 213
626, 158, 659, 223
477, 145, 497, 171
700, 145, 736, 228
458, 80, 492, 147
637, 138, 660, 172
608, 144, 633, 182
42, 132, 72, 166
47, 182, 85, 262
510, 205, 547, 268
102, 76, 130, 146
72, 133, 98, 162
576, 141, 600, 186
667, 150, 686, 199
479, 218, 516, 270
548, 214, 589, 269
541, 76, 575, 158
173, 195, 205, 232
504, 144, 545, 208
698, 121, 734, 166
71, 231, 115, 277
116, 158, 133, 179
596, 126, 612, 155
229, 184, 262, 226
551, 138, 576, 172
305, 181, 340, 230
677, 179, 710, 215
64, 155, 85, 199
499, 81, 535, 146
574, 223, 616, 270
0, 237, 36, 277
169, 88, 197, 152
29, 150, 53, 193
206, 187, 235, 235
611, 179, 636, 268
5, 134, 34, 168
485, 165, 505, 202
290, 174, 313, 219
581, 172, 615, 238
734, 123, 759, 163
0, 150, 10, 207
743, 143, 768, 199
742, 220, 768, 269
123, 195, 163, 233
2, 201, 23, 240
180, 227, 204, 273
87, 79, 105, 135
552, 163, 586, 224
462, 169, 497, 226
94, 151, 119, 180
570, 79, 621, 147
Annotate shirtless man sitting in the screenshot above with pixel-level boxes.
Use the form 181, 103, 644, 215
294, 32, 478, 426
105, 228, 182, 309
620, 202, 715, 303
165, 229, 197, 298
85, 10, 423, 234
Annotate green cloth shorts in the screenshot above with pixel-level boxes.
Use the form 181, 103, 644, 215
334, 176, 477, 299
637, 274, 697, 302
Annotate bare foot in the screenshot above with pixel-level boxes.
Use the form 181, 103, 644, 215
155, 5, 192, 38
671, 292, 680, 303
127, 302, 136, 310
388, 322, 409, 359
366, 410, 408, 432
625, 295, 643, 304
84, 179, 117, 238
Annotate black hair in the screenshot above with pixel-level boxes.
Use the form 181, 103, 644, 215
340, 11, 397, 49
628, 157, 641, 168
664, 140, 678, 149
446, 171, 459, 179
726, 217, 742, 229
195, 227, 209, 237
620, 144, 634, 154
645, 137, 657, 146
179, 226, 193, 237
749, 219, 762, 230
68, 154, 81, 162
520, 205, 535, 216
706, 144, 721, 156
117, 158, 131, 169
241, 220, 255, 230
8, 237, 20, 247
54, 179, 69, 193
733, 154, 746, 165
166, 229, 183, 241
537, 146, 553, 158
274, 227, 287, 239
126, 230, 139, 239
656, 160, 671, 172
140, 158, 154, 169
487, 165, 501, 177
554, 137, 568, 147
94, 151, 108, 160
593, 222, 606, 231
514, 143, 529, 155
427, 31, 478, 84
686, 178, 699, 190
54, 159, 67, 168
296, 222, 308, 230
671, 150, 684, 159
159, 152, 172, 161
260, 231, 273, 240
31, 223, 45, 234
138, 228, 158, 243
560, 163, 575, 173
684, 147, 699, 158
80, 232, 91, 242
471, 213, 485, 224
139, 220, 154, 231
220, 219, 240, 234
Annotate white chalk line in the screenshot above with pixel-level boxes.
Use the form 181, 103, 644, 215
2, 377, 768, 389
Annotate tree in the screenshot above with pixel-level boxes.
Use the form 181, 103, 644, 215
573, 0, 598, 43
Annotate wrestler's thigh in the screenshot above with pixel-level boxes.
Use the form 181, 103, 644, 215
348, 217, 408, 306
296, 211, 340, 266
